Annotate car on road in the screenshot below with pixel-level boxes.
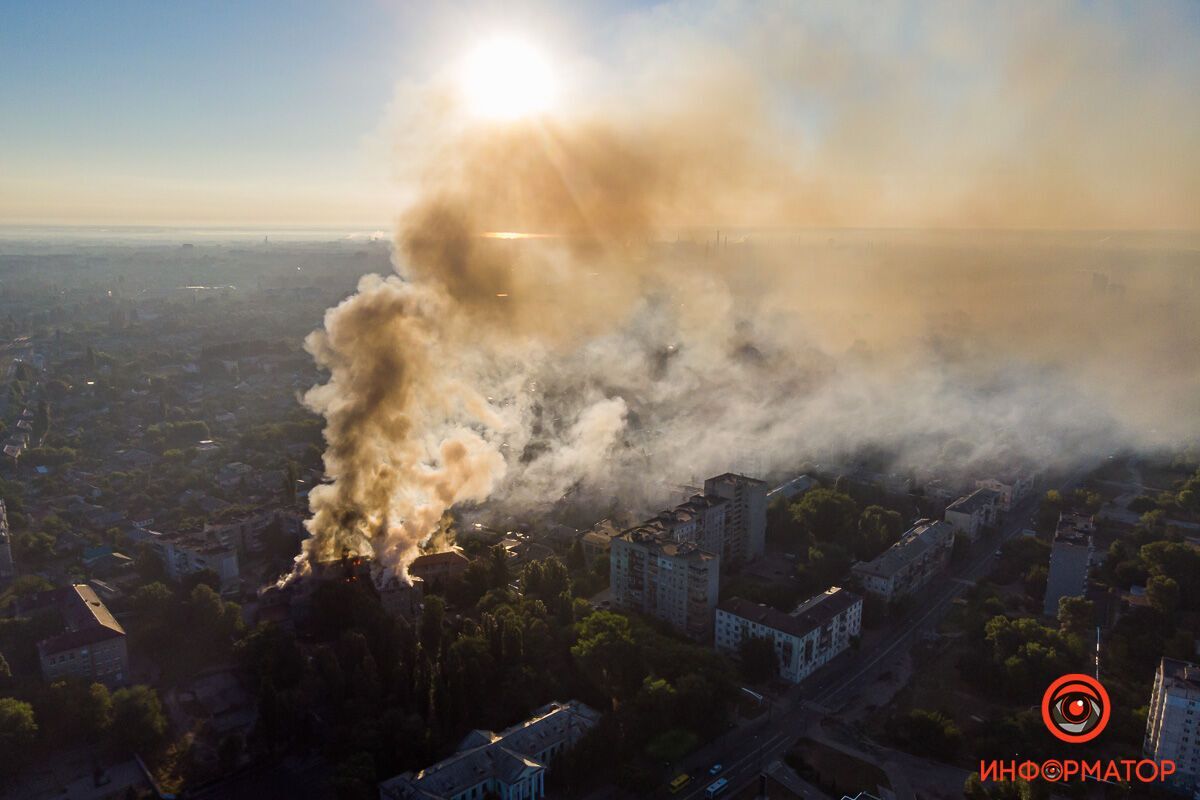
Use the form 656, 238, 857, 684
668, 774, 691, 794
708, 764, 723, 776
705, 777, 729, 798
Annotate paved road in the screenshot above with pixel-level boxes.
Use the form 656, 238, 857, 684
666, 471, 1093, 800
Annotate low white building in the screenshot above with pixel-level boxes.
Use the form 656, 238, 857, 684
1145, 657, 1200, 794
944, 488, 1000, 540
714, 587, 862, 683
379, 701, 600, 800
851, 519, 955, 603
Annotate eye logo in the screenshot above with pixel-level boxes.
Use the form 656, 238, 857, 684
1042, 674, 1110, 743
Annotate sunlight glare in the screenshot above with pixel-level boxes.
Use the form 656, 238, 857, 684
459, 36, 556, 120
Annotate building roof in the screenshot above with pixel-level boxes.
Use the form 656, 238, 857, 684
718, 587, 860, 639
947, 488, 1000, 515
790, 586, 861, 628
706, 472, 767, 488
767, 475, 816, 501
617, 529, 717, 563
852, 519, 953, 579
379, 701, 600, 800
1054, 513, 1095, 546
37, 584, 126, 657
1160, 657, 1200, 689
719, 598, 810, 637
409, 549, 470, 570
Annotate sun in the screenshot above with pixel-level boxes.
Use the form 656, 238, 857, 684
458, 36, 556, 120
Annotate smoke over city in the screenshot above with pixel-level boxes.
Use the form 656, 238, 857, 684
294, 1, 1200, 579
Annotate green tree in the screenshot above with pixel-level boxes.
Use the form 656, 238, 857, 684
1057, 596, 1094, 638
858, 505, 903, 559
1147, 575, 1181, 615
419, 595, 445, 656
1022, 565, 1048, 602
1037, 490, 1064, 534
566, 539, 586, 571
109, 685, 168, 754
790, 489, 858, 543
489, 544, 511, 589
522, 557, 571, 602
889, 708, 962, 759
0, 697, 38, 774
237, 623, 304, 689
572, 611, 644, 708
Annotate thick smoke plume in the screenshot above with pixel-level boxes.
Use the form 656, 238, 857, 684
294, 1, 1200, 580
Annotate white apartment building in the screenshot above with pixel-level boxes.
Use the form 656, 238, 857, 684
1043, 512, 1094, 617
1145, 657, 1200, 794
944, 488, 1000, 540
715, 587, 862, 683
851, 519, 955, 603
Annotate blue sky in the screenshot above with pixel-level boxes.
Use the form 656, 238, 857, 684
2, 1, 1197, 229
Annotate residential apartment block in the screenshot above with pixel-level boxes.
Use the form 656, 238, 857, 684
714, 587, 862, 683
610, 526, 721, 640
379, 701, 600, 800
944, 488, 1000, 540
1144, 657, 1200, 794
704, 473, 767, 564
35, 584, 129, 686
975, 471, 1035, 512
851, 519, 955, 603
132, 528, 241, 594
1043, 512, 1094, 617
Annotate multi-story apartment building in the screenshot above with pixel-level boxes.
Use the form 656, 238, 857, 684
1145, 657, 1200, 794
944, 488, 1000, 540
653, 493, 729, 557
714, 587, 862, 683
134, 528, 241, 594
0, 499, 14, 583
1043, 512, 1094, 617
975, 470, 1036, 512
36, 584, 129, 687
610, 526, 720, 640
704, 473, 767, 565
379, 701, 600, 800
851, 519, 955, 603
203, 508, 287, 557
